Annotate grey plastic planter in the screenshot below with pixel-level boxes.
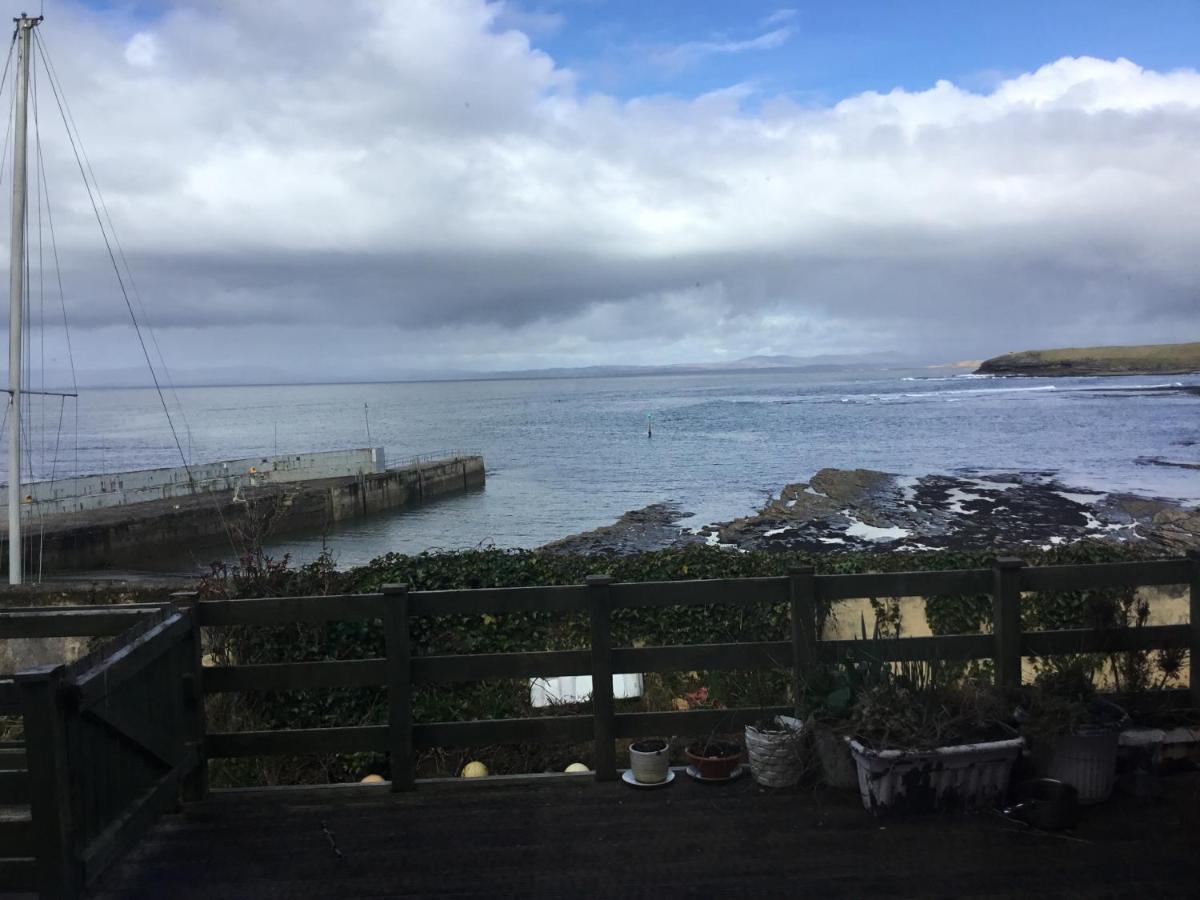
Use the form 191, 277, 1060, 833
1043, 727, 1119, 804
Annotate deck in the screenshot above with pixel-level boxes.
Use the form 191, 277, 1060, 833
90, 772, 1200, 899
4, 558, 1198, 898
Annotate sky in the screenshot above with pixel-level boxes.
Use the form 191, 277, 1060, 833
2, 0, 1199, 384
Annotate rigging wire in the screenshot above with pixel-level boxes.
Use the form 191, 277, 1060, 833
33, 31, 196, 462
31, 48, 65, 582
31, 30, 244, 559
35, 78, 78, 481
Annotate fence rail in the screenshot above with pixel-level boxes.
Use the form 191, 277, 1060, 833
390, 450, 483, 470
195, 555, 1200, 789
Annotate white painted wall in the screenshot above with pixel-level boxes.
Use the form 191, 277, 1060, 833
530, 674, 644, 708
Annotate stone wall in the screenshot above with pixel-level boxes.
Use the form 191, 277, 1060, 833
0, 448, 386, 516
1, 455, 485, 574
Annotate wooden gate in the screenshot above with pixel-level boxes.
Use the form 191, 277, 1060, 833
12, 604, 204, 898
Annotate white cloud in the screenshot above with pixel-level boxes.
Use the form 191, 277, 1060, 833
4, 0, 1200, 383
493, 2, 565, 36
761, 9, 798, 27
650, 27, 792, 71
123, 31, 158, 68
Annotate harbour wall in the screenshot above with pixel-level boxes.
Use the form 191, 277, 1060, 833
1, 455, 485, 573
0, 448, 387, 516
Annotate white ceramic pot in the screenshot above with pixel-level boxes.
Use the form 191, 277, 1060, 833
848, 735, 1024, 813
629, 739, 670, 783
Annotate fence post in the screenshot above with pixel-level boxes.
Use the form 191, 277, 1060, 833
1189, 551, 1200, 710
383, 584, 414, 791
172, 591, 208, 802
992, 557, 1025, 689
789, 566, 818, 717
17, 664, 79, 900
586, 575, 616, 782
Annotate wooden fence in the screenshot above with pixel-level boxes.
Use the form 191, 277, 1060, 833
196, 556, 1200, 790
0, 553, 1197, 897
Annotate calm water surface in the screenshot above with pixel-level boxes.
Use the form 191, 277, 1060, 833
11, 368, 1200, 568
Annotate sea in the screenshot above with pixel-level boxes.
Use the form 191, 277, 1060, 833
12, 367, 1200, 569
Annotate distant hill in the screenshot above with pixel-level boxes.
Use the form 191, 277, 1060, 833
976, 342, 1200, 377
481, 352, 915, 381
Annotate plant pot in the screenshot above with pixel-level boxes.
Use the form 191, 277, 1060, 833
813, 722, 859, 790
1004, 778, 1079, 830
685, 741, 742, 780
628, 739, 670, 784
1120, 726, 1200, 775
848, 735, 1024, 814
1041, 727, 1119, 804
745, 716, 804, 788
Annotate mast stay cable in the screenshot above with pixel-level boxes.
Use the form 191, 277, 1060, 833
32, 30, 244, 560
35, 31, 196, 465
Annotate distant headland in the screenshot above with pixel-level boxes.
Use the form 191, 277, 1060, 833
976, 342, 1200, 377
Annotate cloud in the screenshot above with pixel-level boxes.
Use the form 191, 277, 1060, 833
492, 2, 565, 36
649, 27, 792, 71
761, 9, 798, 27
123, 32, 158, 68
4, 1, 1200, 385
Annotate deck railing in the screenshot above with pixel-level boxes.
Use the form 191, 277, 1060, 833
0, 553, 1197, 897
196, 555, 1200, 789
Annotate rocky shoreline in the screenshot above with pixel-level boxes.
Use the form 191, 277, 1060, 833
541, 468, 1200, 556
539, 503, 704, 556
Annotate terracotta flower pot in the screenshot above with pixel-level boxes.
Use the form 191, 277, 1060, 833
685, 741, 742, 779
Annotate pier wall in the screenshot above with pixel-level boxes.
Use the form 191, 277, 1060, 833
1, 455, 485, 573
0, 448, 387, 516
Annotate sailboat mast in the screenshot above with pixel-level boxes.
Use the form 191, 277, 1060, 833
8, 14, 40, 585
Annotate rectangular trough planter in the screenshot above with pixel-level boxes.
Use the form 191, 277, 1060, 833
848, 736, 1024, 814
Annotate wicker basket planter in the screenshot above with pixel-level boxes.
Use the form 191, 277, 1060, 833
848, 735, 1024, 813
745, 716, 804, 788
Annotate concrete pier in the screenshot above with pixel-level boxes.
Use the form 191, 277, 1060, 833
0, 453, 485, 573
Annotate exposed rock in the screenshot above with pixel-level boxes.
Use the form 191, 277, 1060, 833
540, 503, 702, 556
540, 470, 1200, 557
1136, 456, 1200, 472
714, 471, 1198, 555
809, 468, 894, 507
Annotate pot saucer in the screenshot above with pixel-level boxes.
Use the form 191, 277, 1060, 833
621, 769, 675, 788
686, 764, 744, 784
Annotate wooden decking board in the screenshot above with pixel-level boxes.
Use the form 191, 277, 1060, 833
87, 773, 1200, 899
